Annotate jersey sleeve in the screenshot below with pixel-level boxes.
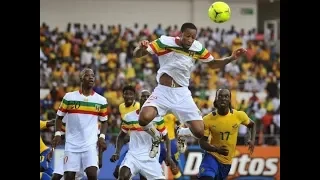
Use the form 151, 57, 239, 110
57, 93, 69, 116
40, 121, 47, 130
99, 98, 108, 121
155, 117, 168, 136
203, 115, 211, 137
197, 47, 214, 62
238, 111, 251, 126
146, 37, 167, 55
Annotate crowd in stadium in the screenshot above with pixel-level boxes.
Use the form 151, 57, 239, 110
40, 22, 280, 146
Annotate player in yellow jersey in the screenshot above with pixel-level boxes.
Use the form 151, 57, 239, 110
119, 85, 140, 120
112, 85, 142, 179
198, 89, 256, 180
40, 120, 54, 180
159, 113, 183, 179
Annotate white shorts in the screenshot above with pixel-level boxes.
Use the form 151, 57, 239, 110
64, 147, 98, 173
120, 152, 165, 179
53, 150, 86, 180
142, 84, 203, 123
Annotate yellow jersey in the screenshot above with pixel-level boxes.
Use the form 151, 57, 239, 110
40, 121, 49, 154
164, 113, 177, 140
203, 109, 250, 164
119, 102, 140, 120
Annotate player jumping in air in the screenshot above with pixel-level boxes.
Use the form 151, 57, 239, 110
40, 120, 54, 180
198, 88, 256, 180
51, 68, 108, 180
110, 90, 171, 180
133, 22, 247, 157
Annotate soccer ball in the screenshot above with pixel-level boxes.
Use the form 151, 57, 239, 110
208, 1, 231, 23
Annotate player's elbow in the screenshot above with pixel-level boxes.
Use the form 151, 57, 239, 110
198, 136, 208, 149
193, 130, 204, 139
247, 121, 255, 128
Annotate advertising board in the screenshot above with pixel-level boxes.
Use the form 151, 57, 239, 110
53, 145, 280, 180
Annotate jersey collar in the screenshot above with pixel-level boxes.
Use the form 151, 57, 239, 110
78, 90, 95, 96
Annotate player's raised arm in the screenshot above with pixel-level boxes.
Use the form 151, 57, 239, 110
133, 37, 167, 58
133, 40, 151, 58
206, 48, 247, 69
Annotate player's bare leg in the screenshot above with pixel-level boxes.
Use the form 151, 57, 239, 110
84, 166, 98, 180
138, 106, 162, 157
51, 174, 63, 180
64, 171, 77, 180
177, 120, 204, 153
169, 159, 182, 179
118, 166, 132, 180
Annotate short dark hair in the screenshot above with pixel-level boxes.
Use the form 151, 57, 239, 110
122, 85, 135, 94
180, 22, 197, 32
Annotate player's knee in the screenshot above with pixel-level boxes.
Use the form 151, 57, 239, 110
119, 166, 132, 180
188, 121, 204, 138
85, 166, 98, 180
86, 174, 98, 180
51, 173, 63, 180
138, 107, 157, 126
63, 172, 76, 180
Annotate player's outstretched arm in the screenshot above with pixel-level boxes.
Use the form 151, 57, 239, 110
207, 48, 247, 69
133, 40, 150, 58
207, 56, 234, 69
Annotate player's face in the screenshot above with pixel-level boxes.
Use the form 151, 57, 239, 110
140, 92, 151, 106
181, 28, 197, 49
216, 89, 231, 108
123, 90, 135, 105
82, 69, 95, 88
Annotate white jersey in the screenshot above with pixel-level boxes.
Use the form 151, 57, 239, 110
146, 35, 214, 87
121, 110, 167, 160
57, 90, 108, 152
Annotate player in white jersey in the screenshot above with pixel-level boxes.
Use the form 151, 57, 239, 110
133, 22, 247, 156
110, 90, 171, 180
49, 119, 101, 180
51, 68, 108, 180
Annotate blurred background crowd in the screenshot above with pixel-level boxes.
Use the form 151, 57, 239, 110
40, 22, 280, 147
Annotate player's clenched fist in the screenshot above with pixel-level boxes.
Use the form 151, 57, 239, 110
97, 137, 107, 151
139, 40, 149, 49
110, 153, 120, 162
217, 145, 229, 156
231, 48, 247, 60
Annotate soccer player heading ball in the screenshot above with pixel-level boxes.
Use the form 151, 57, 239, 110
133, 22, 247, 157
